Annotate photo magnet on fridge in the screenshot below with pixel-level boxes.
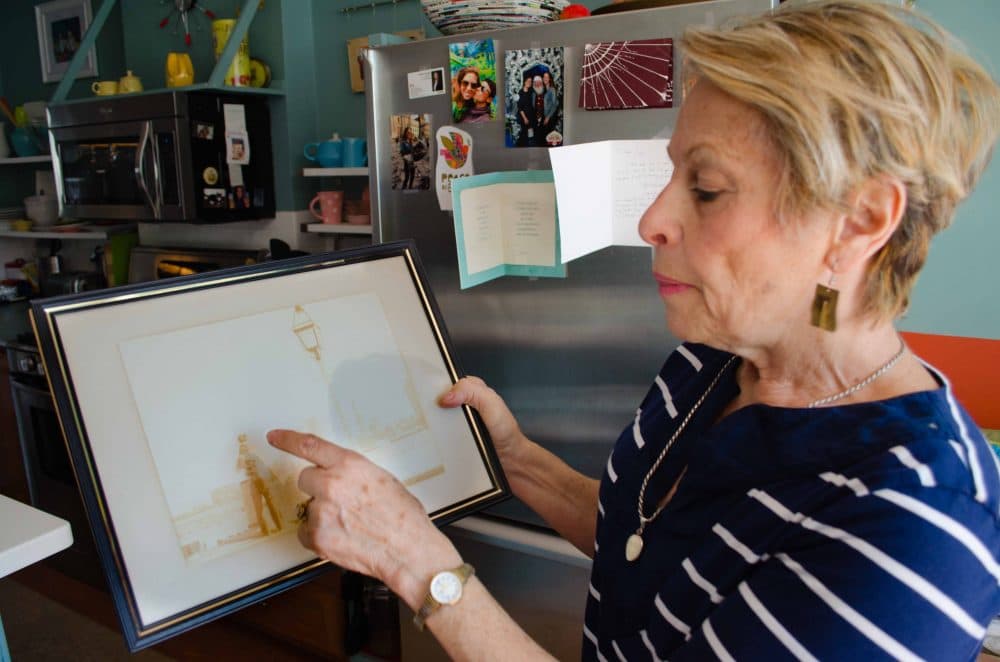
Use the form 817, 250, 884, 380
449, 39, 497, 124
391, 114, 432, 190
504, 47, 564, 147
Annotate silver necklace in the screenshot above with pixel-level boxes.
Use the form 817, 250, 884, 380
806, 339, 907, 408
626, 356, 737, 562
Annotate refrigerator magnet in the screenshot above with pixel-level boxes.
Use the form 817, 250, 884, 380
435, 126, 473, 211
408, 67, 446, 99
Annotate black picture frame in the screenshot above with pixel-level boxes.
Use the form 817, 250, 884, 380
30, 240, 509, 651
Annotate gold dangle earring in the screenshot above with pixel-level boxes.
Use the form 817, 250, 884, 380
811, 271, 838, 332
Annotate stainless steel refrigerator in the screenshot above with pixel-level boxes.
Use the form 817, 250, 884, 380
364, 0, 774, 527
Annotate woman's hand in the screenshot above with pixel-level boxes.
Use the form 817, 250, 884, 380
266, 429, 460, 603
439, 377, 528, 468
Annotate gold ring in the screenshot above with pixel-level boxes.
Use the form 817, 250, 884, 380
296, 497, 314, 524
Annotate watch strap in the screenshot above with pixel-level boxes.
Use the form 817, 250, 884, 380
412, 562, 475, 631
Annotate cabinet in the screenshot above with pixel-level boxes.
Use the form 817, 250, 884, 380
301, 167, 373, 241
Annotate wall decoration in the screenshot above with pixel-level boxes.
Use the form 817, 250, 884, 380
390, 113, 432, 190
449, 39, 497, 124
35, 0, 98, 83
30, 242, 509, 651
579, 39, 673, 110
348, 29, 425, 93
503, 47, 565, 147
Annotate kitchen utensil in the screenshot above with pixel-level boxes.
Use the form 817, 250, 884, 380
342, 136, 367, 167
166, 52, 195, 88
304, 134, 344, 168
212, 19, 250, 87
24, 194, 58, 226
91, 80, 119, 95
309, 190, 344, 224
118, 70, 144, 93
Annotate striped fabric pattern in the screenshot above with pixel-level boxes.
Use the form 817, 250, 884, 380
583, 343, 1000, 661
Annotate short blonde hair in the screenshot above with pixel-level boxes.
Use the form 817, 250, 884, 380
682, 0, 1000, 319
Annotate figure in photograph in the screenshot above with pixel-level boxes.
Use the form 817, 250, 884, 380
449, 40, 496, 124
504, 47, 565, 147
465, 78, 496, 124
236, 434, 282, 537
271, 2, 1000, 659
431, 68, 443, 91
391, 113, 431, 190
451, 66, 480, 123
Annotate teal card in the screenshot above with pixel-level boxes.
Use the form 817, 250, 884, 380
451, 170, 566, 289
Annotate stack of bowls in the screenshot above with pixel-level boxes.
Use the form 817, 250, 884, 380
421, 0, 569, 35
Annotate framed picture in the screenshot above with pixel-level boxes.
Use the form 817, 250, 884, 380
31, 240, 509, 651
35, 0, 98, 83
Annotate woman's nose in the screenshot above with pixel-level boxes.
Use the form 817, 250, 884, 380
638, 178, 682, 247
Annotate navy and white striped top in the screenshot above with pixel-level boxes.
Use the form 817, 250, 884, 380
584, 343, 1000, 661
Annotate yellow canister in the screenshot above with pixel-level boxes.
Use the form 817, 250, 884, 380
212, 19, 250, 87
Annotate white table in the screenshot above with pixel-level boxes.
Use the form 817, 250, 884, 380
0, 494, 73, 661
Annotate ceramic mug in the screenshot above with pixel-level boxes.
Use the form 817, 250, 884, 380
166, 52, 195, 88
91, 80, 119, 96
342, 137, 367, 167
309, 190, 344, 224
303, 137, 343, 168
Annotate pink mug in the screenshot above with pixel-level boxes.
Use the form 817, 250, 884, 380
309, 191, 344, 224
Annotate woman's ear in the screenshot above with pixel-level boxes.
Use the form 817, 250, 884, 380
827, 175, 907, 271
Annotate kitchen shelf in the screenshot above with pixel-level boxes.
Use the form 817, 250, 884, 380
302, 167, 369, 177
0, 156, 51, 165
0, 223, 137, 240
50, 83, 285, 106
302, 223, 372, 235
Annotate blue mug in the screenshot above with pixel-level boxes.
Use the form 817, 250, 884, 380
304, 137, 343, 168
342, 136, 367, 167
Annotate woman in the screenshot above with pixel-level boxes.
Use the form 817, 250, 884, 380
516, 75, 534, 146
541, 70, 559, 140
466, 78, 496, 123
269, 2, 1000, 660
398, 126, 416, 190
452, 66, 480, 123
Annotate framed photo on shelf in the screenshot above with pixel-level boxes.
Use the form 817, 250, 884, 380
35, 0, 98, 83
31, 240, 509, 651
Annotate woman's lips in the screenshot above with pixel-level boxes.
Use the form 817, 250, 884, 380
654, 274, 692, 296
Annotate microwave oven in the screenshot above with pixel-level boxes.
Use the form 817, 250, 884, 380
46, 90, 275, 223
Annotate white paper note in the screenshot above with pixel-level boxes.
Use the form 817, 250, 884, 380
550, 139, 672, 263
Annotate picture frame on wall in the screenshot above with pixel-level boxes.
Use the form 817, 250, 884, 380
35, 0, 98, 83
31, 240, 509, 651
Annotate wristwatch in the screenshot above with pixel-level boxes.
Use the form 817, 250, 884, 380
412, 562, 475, 631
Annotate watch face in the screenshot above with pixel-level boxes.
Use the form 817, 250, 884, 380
430, 571, 463, 605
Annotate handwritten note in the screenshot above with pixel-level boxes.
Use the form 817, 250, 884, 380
549, 140, 673, 263
451, 171, 566, 289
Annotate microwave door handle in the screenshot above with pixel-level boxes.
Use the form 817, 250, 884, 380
150, 127, 164, 218
134, 121, 159, 218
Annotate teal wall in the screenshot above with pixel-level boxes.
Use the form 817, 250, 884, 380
0, 0, 125, 207
898, 0, 1000, 340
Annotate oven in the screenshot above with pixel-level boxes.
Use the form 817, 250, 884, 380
6, 339, 104, 588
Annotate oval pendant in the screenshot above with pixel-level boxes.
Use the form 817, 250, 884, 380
625, 533, 644, 562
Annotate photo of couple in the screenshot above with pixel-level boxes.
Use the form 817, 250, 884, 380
504, 47, 565, 148
449, 40, 497, 124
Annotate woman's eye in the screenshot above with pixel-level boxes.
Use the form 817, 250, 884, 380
692, 188, 722, 203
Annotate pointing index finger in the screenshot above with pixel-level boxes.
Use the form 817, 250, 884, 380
267, 429, 342, 467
